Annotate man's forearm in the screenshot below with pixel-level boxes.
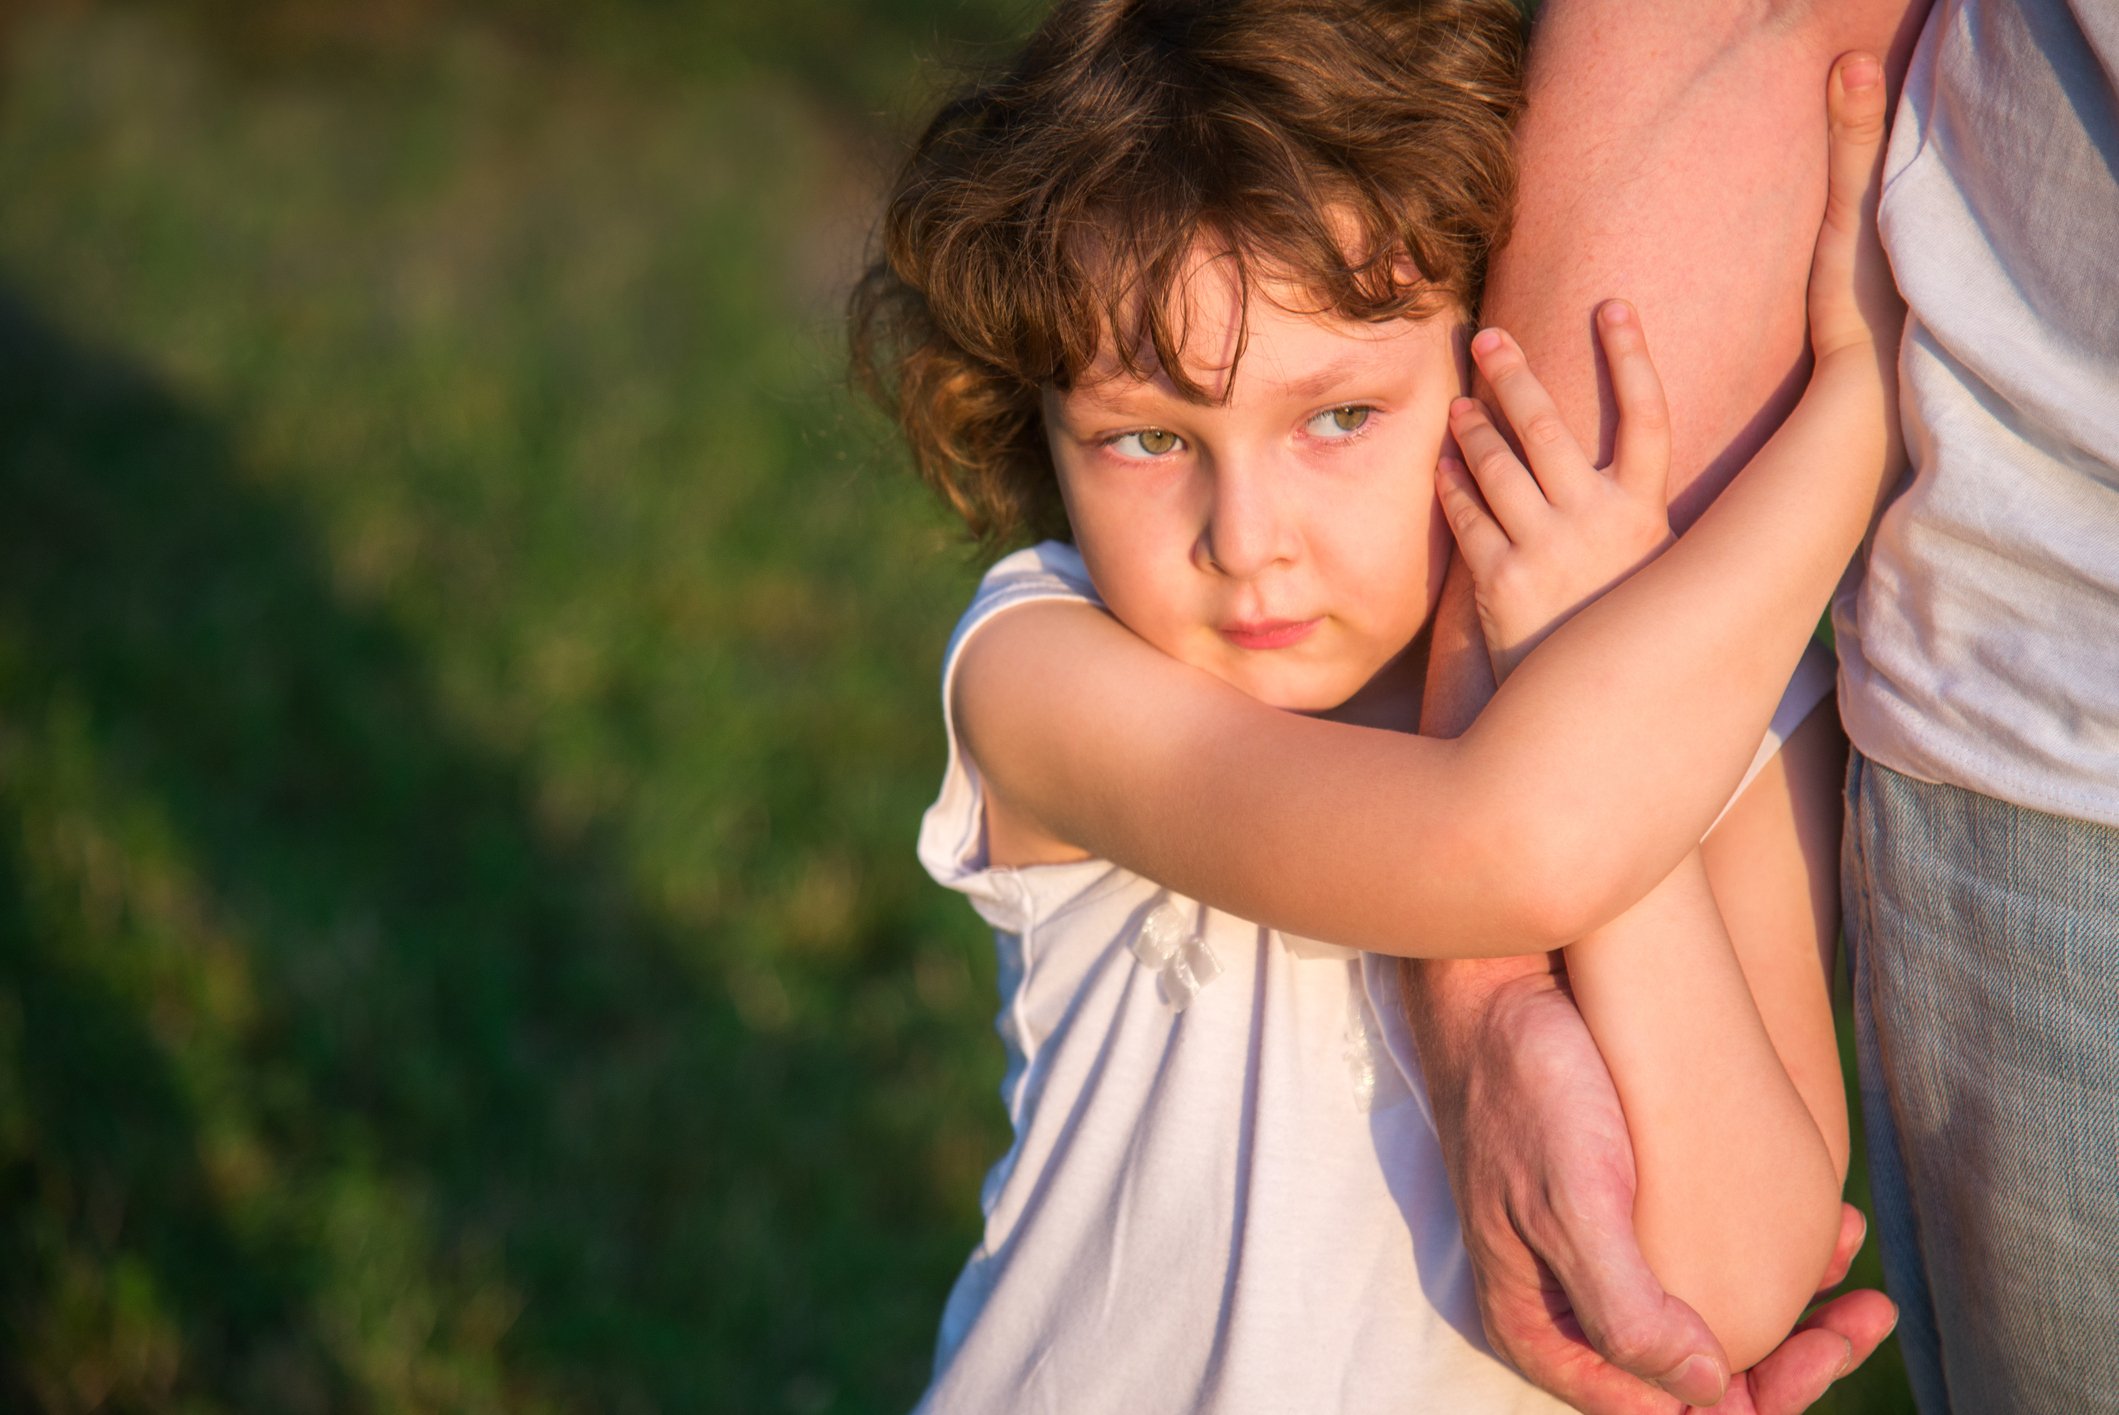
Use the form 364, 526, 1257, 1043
1487, 0, 1926, 517
1410, 0, 1925, 1089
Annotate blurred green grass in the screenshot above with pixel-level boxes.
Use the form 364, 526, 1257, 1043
0, 2, 1911, 1410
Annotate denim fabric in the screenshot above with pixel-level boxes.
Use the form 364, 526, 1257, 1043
1843, 750, 2119, 1414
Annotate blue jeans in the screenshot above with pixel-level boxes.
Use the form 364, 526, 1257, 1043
1842, 750, 2119, 1414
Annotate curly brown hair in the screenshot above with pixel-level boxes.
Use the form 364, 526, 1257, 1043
851, 0, 1527, 548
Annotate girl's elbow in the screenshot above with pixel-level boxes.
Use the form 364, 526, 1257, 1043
1466, 745, 1685, 947
1450, 792, 1644, 950
1502, 817, 1620, 948
1825, 1106, 1854, 1188
1514, 880, 1595, 954
1675, 1169, 1845, 1372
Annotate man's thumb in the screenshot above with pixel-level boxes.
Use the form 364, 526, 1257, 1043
1552, 1224, 1730, 1404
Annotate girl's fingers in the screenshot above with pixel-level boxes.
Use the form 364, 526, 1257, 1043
1809, 51, 1893, 357
1595, 301, 1671, 500
1449, 395, 1552, 540
1434, 453, 1513, 570
1468, 327, 1596, 504
1820, 52, 1888, 255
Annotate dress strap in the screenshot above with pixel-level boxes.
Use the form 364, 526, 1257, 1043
916, 543, 1102, 931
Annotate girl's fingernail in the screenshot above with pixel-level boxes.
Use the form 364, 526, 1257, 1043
1602, 299, 1632, 326
1471, 328, 1504, 355
1450, 397, 1480, 418
1843, 54, 1881, 91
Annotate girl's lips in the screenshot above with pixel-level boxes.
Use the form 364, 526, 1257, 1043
1219, 617, 1321, 650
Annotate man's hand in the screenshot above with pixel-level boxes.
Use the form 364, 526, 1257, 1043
1404, 957, 1897, 1413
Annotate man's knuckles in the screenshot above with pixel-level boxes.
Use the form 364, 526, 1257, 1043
1578, 1308, 1676, 1381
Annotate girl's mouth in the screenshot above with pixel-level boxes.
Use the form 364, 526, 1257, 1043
1219, 618, 1321, 650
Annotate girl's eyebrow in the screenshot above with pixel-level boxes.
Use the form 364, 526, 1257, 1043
1274, 355, 1394, 404
1070, 353, 1387, 415
1066, 374, 1189, 413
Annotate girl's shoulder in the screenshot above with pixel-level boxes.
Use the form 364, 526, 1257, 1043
935, 537, 1108, 798
952, 539, 1100, 637
919, 540, 1115, 920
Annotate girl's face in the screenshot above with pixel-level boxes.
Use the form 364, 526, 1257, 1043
1043, 256, 1461, 721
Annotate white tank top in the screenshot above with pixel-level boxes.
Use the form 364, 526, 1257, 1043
914, 542, 1834, 1413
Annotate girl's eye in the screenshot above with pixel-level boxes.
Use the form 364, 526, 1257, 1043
1107, 427, 1184, 460
1307, 405, 1373, 438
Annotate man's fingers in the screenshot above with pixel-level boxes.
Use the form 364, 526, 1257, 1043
1469, 326, 1597, 504
1815, 1204, 1867, 1294
1743, 1326, 1854, 1415
1802, 1287, 1899, 1368
1595, 1294, 1728, 1406
1595, 300, 1671, 499
1745, 1289, 1898, 1415
1474, 1263, 1683, 1415
1449, 396, 1551, 538
1527, 1196, 1730, 1404
1506, 1333, 1684, 1415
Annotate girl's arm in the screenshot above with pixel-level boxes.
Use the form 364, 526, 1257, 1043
1418, 56, 1885, 1367
957, 51, 1901, 960
1418, 434, 1852, 1370
1404, 564, 1867, 1402
1565, 818, 1846, 1372
1440, 339, 1852, 1365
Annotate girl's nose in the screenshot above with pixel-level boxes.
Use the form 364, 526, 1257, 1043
1198, 458, 1296, 580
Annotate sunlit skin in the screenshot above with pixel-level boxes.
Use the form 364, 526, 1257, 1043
1041, 253, 1463, 731
953, 55, 1898, 1385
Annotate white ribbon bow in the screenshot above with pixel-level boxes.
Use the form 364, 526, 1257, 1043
1130, 897, 1223, 1011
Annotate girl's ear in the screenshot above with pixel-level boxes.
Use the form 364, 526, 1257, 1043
1034, 406, 1079, 547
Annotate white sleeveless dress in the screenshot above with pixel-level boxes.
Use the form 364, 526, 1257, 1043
913, 542, 1837, 1414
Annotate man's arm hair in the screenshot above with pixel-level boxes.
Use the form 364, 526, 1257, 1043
1487, 0, 1929, 521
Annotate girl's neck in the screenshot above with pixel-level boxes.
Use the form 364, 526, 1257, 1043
1317, 622, 1432, 733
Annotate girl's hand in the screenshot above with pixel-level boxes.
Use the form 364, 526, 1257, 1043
1802, 48, 1908, 505
1437, 48, 1898, 687
1806, 52, 1901, 368
1437, 304, 1675, 682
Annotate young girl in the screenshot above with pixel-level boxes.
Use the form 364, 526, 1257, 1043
852, 0, 1901, 1406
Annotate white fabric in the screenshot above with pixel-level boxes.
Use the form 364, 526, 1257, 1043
914, 542, 1838, 1413
1834, 0, 2119, 826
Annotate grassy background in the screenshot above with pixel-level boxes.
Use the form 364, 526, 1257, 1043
0, 2, 1912, 1410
